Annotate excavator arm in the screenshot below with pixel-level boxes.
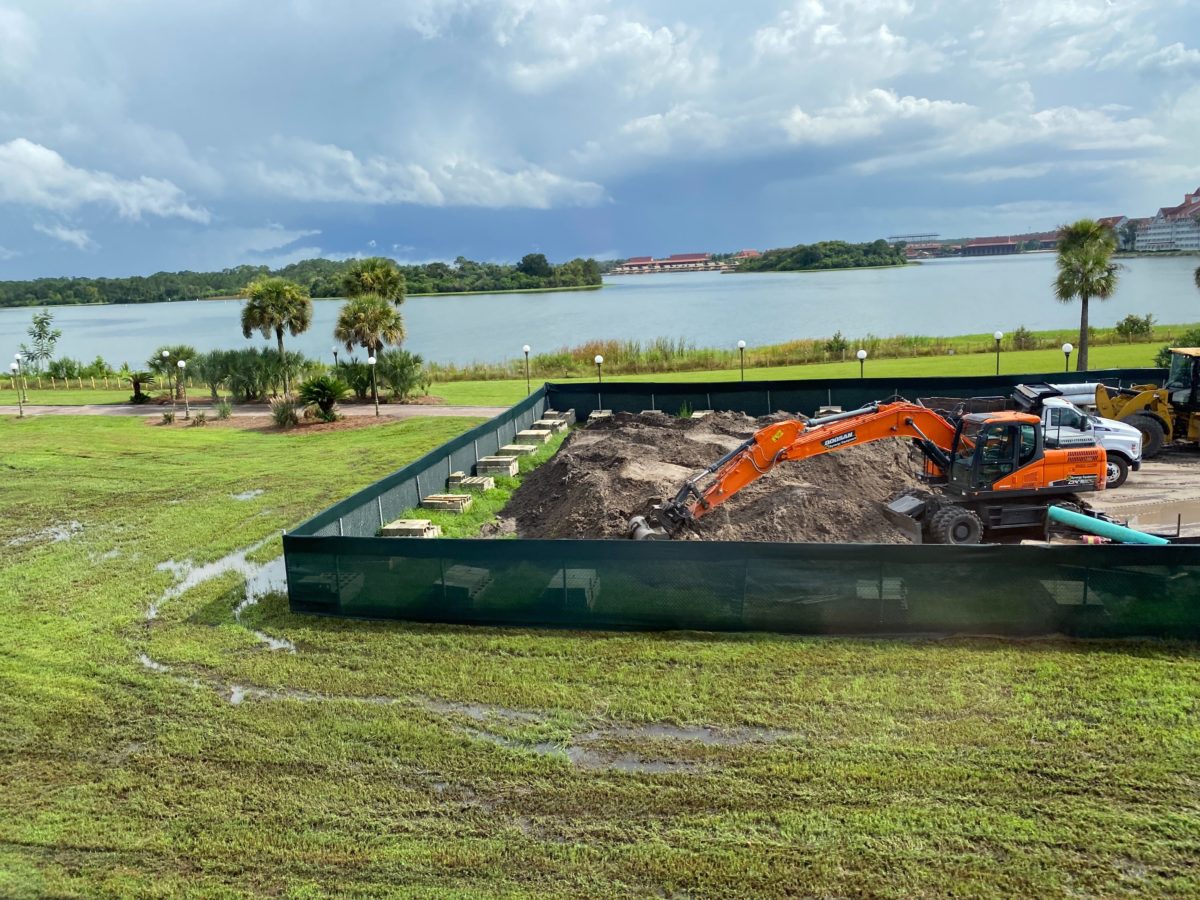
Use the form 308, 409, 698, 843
635, 402, 962, 538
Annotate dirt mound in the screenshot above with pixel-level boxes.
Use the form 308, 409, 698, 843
503, 412, 923, 543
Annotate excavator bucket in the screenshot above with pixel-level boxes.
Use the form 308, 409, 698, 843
628, 515, 669, 541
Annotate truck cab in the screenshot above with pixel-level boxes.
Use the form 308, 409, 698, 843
1011, 384, 1142, 488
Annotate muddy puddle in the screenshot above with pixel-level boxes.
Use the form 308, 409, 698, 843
7, 520, 83, 547
231, 489, 265, 501
148, 536, 286, 621
1117, 500, 1200, 536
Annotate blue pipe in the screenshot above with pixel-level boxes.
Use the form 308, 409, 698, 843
1048, 504, 1170, 545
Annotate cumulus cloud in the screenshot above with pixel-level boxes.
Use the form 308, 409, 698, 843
1138, 42, 1200, 73
0, 139, 210, 223
251, 140, 606, 209
34, 222, 95, 250
783, 90, 972, 144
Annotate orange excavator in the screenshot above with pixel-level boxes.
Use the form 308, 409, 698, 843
628, 401, 1108, 544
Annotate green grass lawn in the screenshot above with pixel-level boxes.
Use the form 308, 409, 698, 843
434, 342, 1162, 407
3, 342, 1161, 408
0, 414, 1197, 896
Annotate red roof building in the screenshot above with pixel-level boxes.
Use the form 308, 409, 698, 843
1137, 188, 1200, 251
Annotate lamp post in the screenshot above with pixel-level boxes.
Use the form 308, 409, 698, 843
1062, 342, 1073, 373
993, 330, 1003, 376
332, 346, 339, 367
177, 359, 189, 420
594, 354, 604, 384
13, 353, 27, 403
161, 350, 175, 414
367, 355, 379, 417
737, 340, 746, 382
856, 348, 867, 379
10, 362, 22, 417
522, 344, 531, 395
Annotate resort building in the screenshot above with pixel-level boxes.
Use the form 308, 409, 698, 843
611, 251, 759, 275
1135, 189, 1200, 252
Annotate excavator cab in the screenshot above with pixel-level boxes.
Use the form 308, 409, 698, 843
946, 415, 1041, 493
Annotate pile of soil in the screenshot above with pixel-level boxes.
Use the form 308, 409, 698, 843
503, 412, 924, 543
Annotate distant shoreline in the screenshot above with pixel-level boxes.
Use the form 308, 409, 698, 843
734, 262, 916, 275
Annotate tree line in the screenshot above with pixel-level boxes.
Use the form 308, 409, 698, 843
0, 252, 602, 308
737, 239, 908, 272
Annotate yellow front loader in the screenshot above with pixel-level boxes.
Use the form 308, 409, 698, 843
1094, 348, 1200, 457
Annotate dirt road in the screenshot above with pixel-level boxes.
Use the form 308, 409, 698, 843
1089, 446, 1200, 537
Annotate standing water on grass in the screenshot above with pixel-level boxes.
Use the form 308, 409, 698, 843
2, 255, 1196, 367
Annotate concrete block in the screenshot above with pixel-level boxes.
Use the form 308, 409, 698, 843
475, 456, 519, 477
515, 428, 553, 444
458, 476, 495, 492
533, 418, 568, 433
690, 409, 714, 419
381, 518, 442, 538
544, 408, 576, 426
640, 409, 667, 417
543, 568, 601, 610
587, 409, 613, 424
447, 471, 466, 487
496, 444, 537, 457
420, 494, 474, 513
440, 565, 493, 602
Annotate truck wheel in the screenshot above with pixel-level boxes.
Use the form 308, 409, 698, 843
927, 506, 984, 545
1105, 455, 1130, 489
1125, 414, 1164, 458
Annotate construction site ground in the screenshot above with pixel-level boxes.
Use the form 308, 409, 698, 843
503, 411, 1200, 543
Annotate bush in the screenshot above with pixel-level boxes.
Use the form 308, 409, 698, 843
190, 412, 208, 427
215, 399, 232, 420
337, 360, 373, 400
1011, 326, 1037, 351
1115, 313, 1155, 342
376, 349, 430, 401
161, 410, 175, 425
1156, 329, 1200, 367
823, 331, 849, 356
270, 396, 300, 428
297, 374, 349, 417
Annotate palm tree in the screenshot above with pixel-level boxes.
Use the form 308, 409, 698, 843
334, 294, 405, 403
240, 277, 313, 394
342, 257, 405, 306
1054, 219, 1120, 371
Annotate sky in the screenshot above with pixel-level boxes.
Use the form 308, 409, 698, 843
0, 0, 1197, 279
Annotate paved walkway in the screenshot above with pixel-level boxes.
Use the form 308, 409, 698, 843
0, 403, 508, 419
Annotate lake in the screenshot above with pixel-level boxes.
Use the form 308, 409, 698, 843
1, 254, 1196, 368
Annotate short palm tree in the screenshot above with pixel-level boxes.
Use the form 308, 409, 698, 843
240, 277, 313, 394
334, 294, 406, 403
343, 257, 405, 305
1054, 219, 1120, 371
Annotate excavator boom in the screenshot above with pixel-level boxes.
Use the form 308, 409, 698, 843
643, 402, 962, 535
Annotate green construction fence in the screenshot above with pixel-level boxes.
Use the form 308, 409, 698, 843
284, 367, 1200, 637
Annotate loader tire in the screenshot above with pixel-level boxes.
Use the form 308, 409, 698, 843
928, 506, 984, 545
1125, 414, 1165, 459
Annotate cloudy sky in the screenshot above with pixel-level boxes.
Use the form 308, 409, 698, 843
0, 0, 1196, 278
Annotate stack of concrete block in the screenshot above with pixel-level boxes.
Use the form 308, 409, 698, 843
587, 410, 613, 424
515, 428, 553, 444
420, 494, 474, 513
544, 408, 576, 426
449, 471, 495, 491
475, 456, 519, 477
690, 410, 714, 419
380, 518, 442, 538
532, 417, 568, 434
496, 444, 537, 458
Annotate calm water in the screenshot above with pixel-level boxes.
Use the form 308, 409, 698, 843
1, 254, 1196, 368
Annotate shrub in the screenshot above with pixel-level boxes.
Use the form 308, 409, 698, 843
297, 374, 349, 416
215, 399, 232, 420
1156, 329, 1200, 367
1115, 313, 1155, 342
337, 360, 373, 400
190, 412, 208, 427
1011, 326, 1037, 351
678, 401, 692, 419
824, 331, 849, 356
270, 396, 300, 428
161, 410, 175, 425
127, 371, 155, 403
376, 349, 430, 401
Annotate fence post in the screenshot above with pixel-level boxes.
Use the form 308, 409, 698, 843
90, 377, 96, 389
50, 377, 56, 390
